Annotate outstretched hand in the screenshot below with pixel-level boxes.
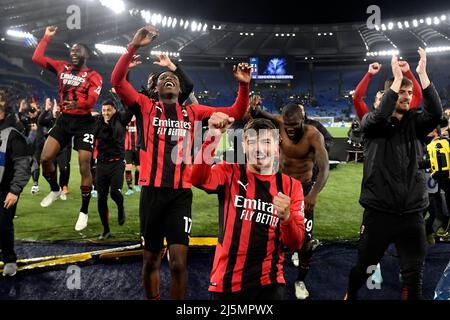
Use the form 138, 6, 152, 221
130, 26, 159, 48
233, 63, 252, 83
153, 54, 176, 71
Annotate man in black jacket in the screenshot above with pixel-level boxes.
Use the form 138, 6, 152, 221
346, 48, 442, 300
94, 100, 133, 239
0, 101, 31, 276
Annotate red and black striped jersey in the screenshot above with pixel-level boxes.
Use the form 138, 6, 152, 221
111, 44, 250, 189
190, 136, 305, 293
125, 117, 138, 151
32, 36, 103, 115
193, 160, 305, 292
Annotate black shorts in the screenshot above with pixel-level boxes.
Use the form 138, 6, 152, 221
48, 113, 95, 152
139, 186, 193, 252
125, 149, 140, 166
302, 180, 315, 242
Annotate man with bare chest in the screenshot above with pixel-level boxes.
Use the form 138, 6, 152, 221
251, 102, 329, 299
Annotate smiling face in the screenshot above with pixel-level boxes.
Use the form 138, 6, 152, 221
102, 104, 116, 123
154, 71, 181, 100
395, 84, 413, 114
70, 44, 88, 68
243, 129, 277, 173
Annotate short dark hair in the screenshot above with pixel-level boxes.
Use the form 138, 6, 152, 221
243, 118, 278, 139
384, 77, 413, 91
282, 103, 303, 119
102, 100, 116, 108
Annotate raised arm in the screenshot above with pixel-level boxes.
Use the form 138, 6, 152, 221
32, 26, 63, 73
111, 26, 159, 107
415, 47, 443, 137
353, 63, 381, 120
192, 63, 251, 120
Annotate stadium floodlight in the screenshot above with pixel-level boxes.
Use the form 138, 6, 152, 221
305, 57, 308, 60
203, 24, 208, 32
0, 38, 4, 41
239, 32, 243, 35
388, 22, 394, 30
404, 21, 410, 28
191, 21, 197, 32
329, 32, 333, 35
441, 15, 447, 21
292, 33, 296, 36
412, 19, 418, 27
323, 32, 327, 35
6, 29, 34, 39
184, 20, 189, 29
426, 46, 450, 53
95, 44, 126, 54
180, 19, 184, 27
317, 33, 321, 36
162, 16, 167, 27
426, 17, 431, 25
167, 17, 172, 27
99, 0, 125, 14
381, 24, 386, 31
275, 33, 279, 36
433, 17, 440, 25
419, 18, 424, 23
151, 14, 157, 25
172, 18, 177, 28
281, 33, 285, 36
363, 58, 367, 61
397, 22, 403, 29
197, 23, 202, 32
245, 32, 248, 36
156, 14, 162, 24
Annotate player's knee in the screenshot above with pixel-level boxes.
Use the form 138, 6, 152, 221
40, 153, 53, 166
143, 250, 161, 272
79, 160, 91, 175
169, 257, 186, 276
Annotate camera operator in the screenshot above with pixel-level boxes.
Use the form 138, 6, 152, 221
18, 99, 45, 195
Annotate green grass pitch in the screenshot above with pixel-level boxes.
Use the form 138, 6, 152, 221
15, 126, 362, 243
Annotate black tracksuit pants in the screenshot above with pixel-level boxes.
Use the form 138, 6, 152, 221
347, 209, 427, 300
0, 191, 18, 263
96, 160, 125, 232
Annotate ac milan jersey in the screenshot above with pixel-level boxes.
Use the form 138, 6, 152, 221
111, 44, 250, 189
32, 36, 103, 115
196, 161, 305, 293
125, 118, 138, 151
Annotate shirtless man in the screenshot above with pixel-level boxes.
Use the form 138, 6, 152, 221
250, 102, 329, 299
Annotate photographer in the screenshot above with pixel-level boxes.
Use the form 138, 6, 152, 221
346, 49, 442, 300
